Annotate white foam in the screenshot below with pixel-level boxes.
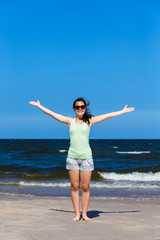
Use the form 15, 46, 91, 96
59, 149, 67, 153
19, 181, 160, 189
116, 151, 150, 154
90, 182, 159, 189
98, 172, 160, 182
1, 179, 160, 189
18, 181, 71, 187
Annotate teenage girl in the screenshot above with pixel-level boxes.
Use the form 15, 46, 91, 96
29, 98, 135, 221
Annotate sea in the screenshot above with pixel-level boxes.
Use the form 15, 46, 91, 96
0, 139, 160, 201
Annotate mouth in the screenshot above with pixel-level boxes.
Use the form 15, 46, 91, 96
77, 111, 84, 114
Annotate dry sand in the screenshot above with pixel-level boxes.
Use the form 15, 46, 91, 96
0, 196, 160, 240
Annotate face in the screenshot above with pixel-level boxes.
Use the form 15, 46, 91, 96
74, 101, 86, 117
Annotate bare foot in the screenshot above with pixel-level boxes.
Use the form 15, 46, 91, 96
72, 215, 81, 221
82, 216, 92, 221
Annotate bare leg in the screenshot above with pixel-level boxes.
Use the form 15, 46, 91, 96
68, 170, 81, 221
80, 171, 92, 221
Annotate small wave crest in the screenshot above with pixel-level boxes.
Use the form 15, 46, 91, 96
0, 192, 34, 198
0, 180, 159, 189
116, 151, 151, 154
98, 171, 160, 182
90, 182, 159, 189
0, 181, 71, 188
19, 181, 71, 187
59, 149, 67, 153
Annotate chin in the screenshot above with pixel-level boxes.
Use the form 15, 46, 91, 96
77, 113, 84, 117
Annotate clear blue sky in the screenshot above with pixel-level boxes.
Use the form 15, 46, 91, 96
0, 0, 159, 139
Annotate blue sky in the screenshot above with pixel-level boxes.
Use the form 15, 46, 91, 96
0, 0, 159, 139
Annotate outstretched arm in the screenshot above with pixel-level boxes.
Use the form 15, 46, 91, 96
90, 105, 135, 125
29, 100, 72, 125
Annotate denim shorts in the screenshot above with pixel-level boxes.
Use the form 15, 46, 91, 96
66, 157, 94, 172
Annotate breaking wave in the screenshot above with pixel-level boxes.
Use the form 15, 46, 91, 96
98, 171, 160, 181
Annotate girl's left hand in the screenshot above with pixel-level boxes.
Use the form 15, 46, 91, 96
123, 105, 135, 113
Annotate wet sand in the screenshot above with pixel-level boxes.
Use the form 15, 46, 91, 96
0, 197, 160, 240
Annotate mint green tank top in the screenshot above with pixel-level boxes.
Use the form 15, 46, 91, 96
68, 119, 92, 159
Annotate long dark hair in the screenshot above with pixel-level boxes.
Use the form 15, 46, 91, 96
73, 97, 93, 125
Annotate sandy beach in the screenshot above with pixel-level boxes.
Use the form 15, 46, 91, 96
0, 196, 160, 240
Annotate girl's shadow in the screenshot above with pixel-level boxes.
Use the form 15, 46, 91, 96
87, 210, 140, 219
50, 209, 140, 219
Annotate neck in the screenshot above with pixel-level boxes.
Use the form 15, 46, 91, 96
76, 116, 83, 121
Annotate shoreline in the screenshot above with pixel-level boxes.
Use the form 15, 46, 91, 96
1, 196, 160, 240
0, 192, 160, 202
0, 184, 160, 201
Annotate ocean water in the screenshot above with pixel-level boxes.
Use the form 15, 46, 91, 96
0, 139, 160, 200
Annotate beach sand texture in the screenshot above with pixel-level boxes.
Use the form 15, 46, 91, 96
0, 197, 160, 240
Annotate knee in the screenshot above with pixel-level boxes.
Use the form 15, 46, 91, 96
71, 183, 80, 192
81, 184, 90, 192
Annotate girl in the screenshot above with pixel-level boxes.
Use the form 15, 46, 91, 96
29, 98, 135, 221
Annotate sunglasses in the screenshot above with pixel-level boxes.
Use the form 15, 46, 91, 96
74, 105, 86, 110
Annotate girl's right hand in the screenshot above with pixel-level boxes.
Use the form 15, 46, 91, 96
29, 100, 41, 107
